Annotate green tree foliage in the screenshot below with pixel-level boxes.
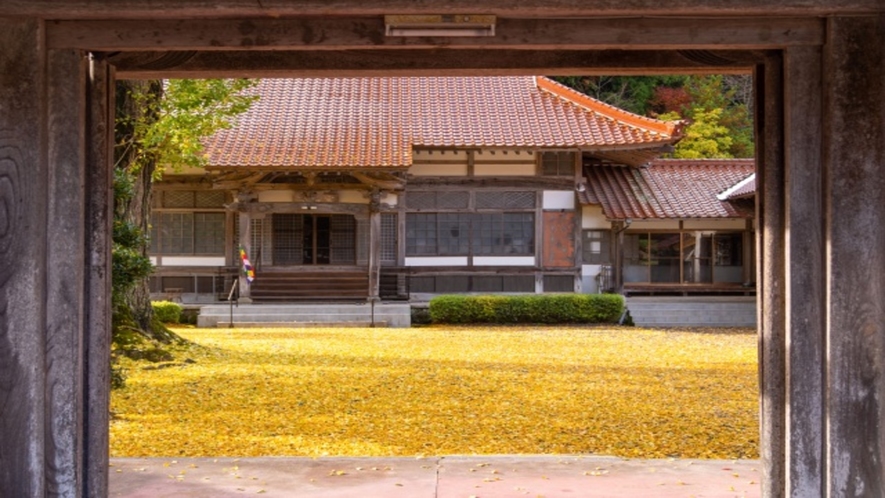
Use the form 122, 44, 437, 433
112, 79, 257, 376
555, 74, 754, 159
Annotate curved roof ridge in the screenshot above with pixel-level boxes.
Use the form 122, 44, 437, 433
534, 76, 683, 139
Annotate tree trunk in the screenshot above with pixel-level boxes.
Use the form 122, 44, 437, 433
114, 80, 180, 344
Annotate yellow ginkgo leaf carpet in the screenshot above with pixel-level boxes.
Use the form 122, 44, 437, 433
110, 326, 758, 460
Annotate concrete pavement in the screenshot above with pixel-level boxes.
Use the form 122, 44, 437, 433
109, 455, 761, 497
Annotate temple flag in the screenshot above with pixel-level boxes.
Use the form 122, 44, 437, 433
238, 246, 255, 284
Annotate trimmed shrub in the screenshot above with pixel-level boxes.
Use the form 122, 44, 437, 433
151, 300, 183, 324
429, 293, 624, 324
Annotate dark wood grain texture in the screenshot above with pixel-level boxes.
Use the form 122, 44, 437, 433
757, 52, 787, 498
783, 45, 825, 498
1, 0, 883, 19
823, 15, 885, 497
0, 18, 47, 498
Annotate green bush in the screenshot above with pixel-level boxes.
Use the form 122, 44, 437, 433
429, 293, 624, 324
151, 300, 183, 324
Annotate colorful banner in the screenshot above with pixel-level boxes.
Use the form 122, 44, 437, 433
238, 246, 255, 284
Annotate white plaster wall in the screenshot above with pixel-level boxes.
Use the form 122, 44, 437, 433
581, 264, 603, 293
543, 191, 576, 210
473, 256, 535, 266
581, 205, 610, 229
474, 163, 536, 176
156, 256, 226, 267
338, 190, 370, 204
409, 163, 468, 176
258, 190, 295, 203
405, 256, 469, 266
382, 192, 398, 206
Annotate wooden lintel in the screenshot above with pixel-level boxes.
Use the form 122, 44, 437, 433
238, 202, 368, 214
5, 1, 883, 19
48, 17, 824, 51
211, 172, 266, 190
111, 48, 759, 79
351, 171, 405, 190
407, 175, 575, 189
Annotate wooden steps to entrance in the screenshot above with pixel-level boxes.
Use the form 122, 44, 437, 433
249, 270, 368, 301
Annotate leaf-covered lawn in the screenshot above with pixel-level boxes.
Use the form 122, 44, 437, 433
110, 326, 758, 459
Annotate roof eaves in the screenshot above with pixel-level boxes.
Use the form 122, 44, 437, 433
717, 172, 756, 201
534, 76, 681, 140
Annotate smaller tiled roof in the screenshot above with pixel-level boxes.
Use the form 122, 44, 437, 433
580, 158, 755, 219
718, 173, 756, 200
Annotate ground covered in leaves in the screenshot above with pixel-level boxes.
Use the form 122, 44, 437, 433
110, 326, 758, 460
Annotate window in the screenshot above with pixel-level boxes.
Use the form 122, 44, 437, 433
151, 212, 226, 255
623, 231, 745, 284
540, 151, 576, 176
380, 213, 398, 264
406, 213, 534, 256
582, 230, 611, 264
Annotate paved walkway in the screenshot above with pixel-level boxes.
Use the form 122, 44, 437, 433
110, 456, 761, 497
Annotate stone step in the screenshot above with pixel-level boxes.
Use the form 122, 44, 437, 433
197, 303, 411, 328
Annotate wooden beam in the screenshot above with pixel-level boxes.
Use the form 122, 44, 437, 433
408, 175, 576, 189
111, 48, 758, 79
2, 0, 883, 19
351, 171, 405, 190
47, 17, 824, 51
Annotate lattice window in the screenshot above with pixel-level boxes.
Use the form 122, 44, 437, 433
502, 275, 535, 292
356, 217, 370, 266
161, 276, 195, 293
437, 213, 471, 255
540, 151, 576, 176
330, 215, 356, 264
194, 213, 225, 254
543, 275, 574, 292
272, 214, 303, 265
475, 190, 536, 209
162, 191, 195, 208
381, 213, 398, 264
195, 190, 226, 208
472, 212, 534, 255
406, 213, 438, 255
437, 191, 469, 209
582, 229, 611, 265
406, 191, 437, 210
249, 218, 264, 265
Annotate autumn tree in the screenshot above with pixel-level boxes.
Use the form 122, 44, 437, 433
113, 79, 257, 350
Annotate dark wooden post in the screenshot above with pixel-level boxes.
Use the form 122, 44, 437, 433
0, 18, 112, 498
821, 15, 885, 496
368, 190, 382, 302
765, 15, 885, 497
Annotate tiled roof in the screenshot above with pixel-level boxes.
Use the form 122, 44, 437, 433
205, 76, 681, 169
580, 158, 755, 219
719, 173, 756, 200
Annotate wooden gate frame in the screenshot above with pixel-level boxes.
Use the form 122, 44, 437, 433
1, 3, 883, 497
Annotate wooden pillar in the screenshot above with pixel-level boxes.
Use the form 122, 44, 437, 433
0, 18, 111, 497
765, 15, 885, 497
783, 45, 825, 498
821, 15, 885, 496
368, 190, 382, 302
237, 206, 252, 302
757, 51, 787, 498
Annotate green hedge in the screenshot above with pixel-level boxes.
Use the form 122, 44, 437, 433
151, 300, 183, 324
429, 294, 624, 324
